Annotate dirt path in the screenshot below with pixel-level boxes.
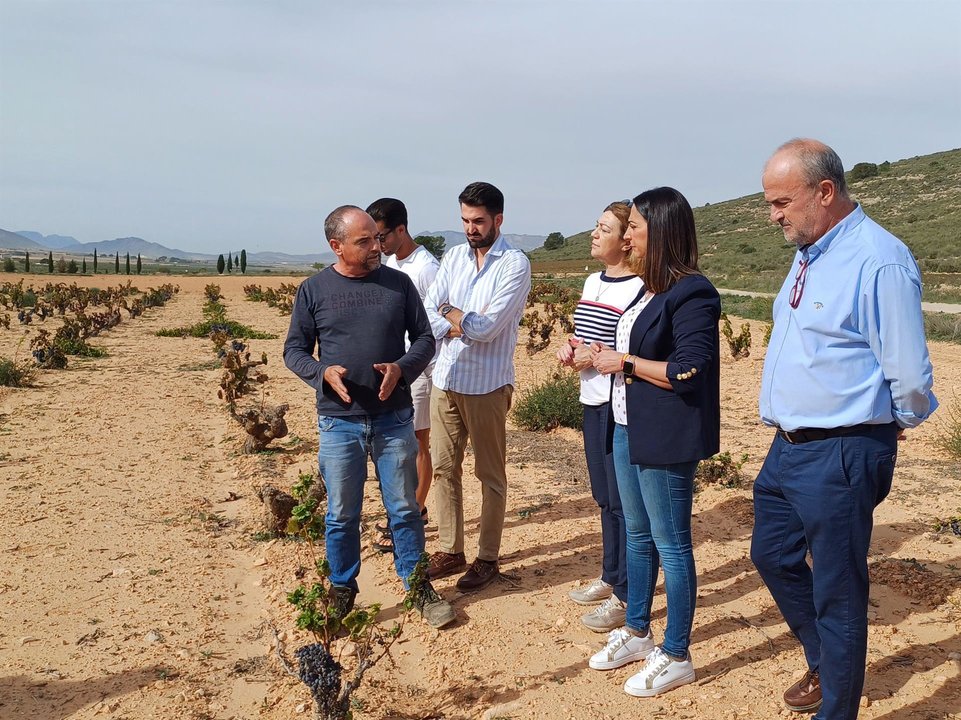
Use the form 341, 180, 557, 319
1, 275, 959, 720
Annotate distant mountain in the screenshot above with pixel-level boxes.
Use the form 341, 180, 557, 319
0, 229, 48, 251
15, 231, 79, 249
416, 230, 547, 252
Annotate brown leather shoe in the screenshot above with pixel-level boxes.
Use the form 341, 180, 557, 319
784, 669, 821, 712
455, 558, 500, 592
427, 551, 467, 580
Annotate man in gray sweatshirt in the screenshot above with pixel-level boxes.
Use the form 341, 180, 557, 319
283, 205, 455, 629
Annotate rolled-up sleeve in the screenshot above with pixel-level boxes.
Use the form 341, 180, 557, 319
460, 253, 531, 343
862, 264, 938, 428
424, 256, 454, 339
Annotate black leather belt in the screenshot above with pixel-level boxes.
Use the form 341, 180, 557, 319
776, 423, 886, 445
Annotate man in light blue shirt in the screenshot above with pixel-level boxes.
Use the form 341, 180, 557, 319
423, 182, 531, 592
751, 139, 937, 720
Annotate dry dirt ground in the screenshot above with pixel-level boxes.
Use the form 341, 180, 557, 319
1, 273, 959, 720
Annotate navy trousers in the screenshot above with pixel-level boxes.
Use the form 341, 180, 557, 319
750, 424, 897, 720
582, 403, 627, 602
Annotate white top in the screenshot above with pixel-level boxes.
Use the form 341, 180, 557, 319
572, 272, 644, 405
612, 291, 654, 425
387, 245, 441, 365
425, 235, 532, 395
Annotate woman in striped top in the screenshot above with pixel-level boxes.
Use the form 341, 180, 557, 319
557, 201, 644, 632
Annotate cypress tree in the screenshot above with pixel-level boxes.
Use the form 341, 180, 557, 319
240, 249, 247, 274
24, 251, 30, 272
115, 252, 120, 273
47, 251, 54, 273
217, 254, 225, 274
227, 253, 233, 272
136, 253, 142, 274
125, 252, 131, 275
93, 248, 98, 273
82, 258, 87, 273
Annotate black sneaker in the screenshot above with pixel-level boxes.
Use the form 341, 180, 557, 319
330, 585, 357, 618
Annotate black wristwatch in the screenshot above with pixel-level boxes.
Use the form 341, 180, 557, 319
440, 304, 454, 317
622, 355, 635, 376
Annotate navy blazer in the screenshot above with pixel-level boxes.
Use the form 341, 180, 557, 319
620, 273, 721, 466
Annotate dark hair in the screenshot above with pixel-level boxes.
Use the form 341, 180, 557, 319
324, 205, 364, 242
776, 138, 849, 199
365, 198, 408, 230
458, 182, 504, 216
631, 187, 700, 294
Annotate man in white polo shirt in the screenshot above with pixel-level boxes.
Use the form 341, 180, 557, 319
367, 198, 441, 540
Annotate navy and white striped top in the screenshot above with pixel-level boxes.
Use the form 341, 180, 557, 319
573, 271, 644, 405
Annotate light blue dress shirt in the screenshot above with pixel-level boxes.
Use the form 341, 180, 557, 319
425, 234, 531, 395
760, 204, 938, 432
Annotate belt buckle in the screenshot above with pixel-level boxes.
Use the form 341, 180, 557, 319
778, 428, 799, 445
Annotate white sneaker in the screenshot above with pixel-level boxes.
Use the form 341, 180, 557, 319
580, 595, 627, 632
624, 646, 696, 697
568, 577, 613, 605
589, 627, 655, 671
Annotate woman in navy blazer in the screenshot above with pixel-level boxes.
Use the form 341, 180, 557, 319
585, 187, 721, 698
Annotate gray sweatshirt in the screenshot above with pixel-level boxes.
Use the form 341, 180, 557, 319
283, 265, 435, 416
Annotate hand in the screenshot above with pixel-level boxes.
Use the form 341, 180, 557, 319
897, 428, 906, 441
323, 365, 351, 403
571, 342, 593, 372
446, 325, 463, 339
556, 341, 574, 366
373, 362, 402, 401
590, 342, 623, 375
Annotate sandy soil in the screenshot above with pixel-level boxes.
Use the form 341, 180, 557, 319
1, 273, 959, 720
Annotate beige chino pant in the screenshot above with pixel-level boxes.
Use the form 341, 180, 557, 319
430, 385, 512, 562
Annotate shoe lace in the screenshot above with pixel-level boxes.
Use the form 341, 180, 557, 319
590, 596, 620, 616
641, 647, 672, 678
415, 582, 441, 608
603, 628, 631, 656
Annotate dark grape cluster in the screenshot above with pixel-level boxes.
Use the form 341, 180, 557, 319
296, 643, 342, 701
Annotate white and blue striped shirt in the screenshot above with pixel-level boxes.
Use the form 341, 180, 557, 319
425, 234, 531, 395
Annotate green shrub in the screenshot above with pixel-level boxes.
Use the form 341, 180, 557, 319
2, 258, 14, 272
924, 312, 961, 344
0, 356, 35, 387
935, 400, 961, 459
849, 162, 879, 181
512, 371, 582, 431
695, 451, 748, 491
720, 313, 751, 359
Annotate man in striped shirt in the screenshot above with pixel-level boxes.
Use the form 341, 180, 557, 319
424, 182, 532, 592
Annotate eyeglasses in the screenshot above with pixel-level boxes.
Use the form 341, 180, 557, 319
374, 227, 395, 243
789, 259, 808, 309
620, 199, 634, 208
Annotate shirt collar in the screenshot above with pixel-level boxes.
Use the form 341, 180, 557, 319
469, 233, 508, 261
804, 203, 864, 261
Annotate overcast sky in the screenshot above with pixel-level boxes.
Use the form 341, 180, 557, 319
1, 1, 959, 255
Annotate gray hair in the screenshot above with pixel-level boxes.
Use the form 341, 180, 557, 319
776, 138, 849, 199
324, 205, 364, 242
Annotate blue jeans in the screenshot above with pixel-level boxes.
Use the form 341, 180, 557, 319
613, 423, 698, 659
318, 407, 424, 591
750, 424, 897, 720
583, 403, 627, 601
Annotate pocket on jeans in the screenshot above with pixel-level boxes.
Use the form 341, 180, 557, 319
393, 406, 415, 425
875, 452, 896, 506
318, 415, 336, 432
